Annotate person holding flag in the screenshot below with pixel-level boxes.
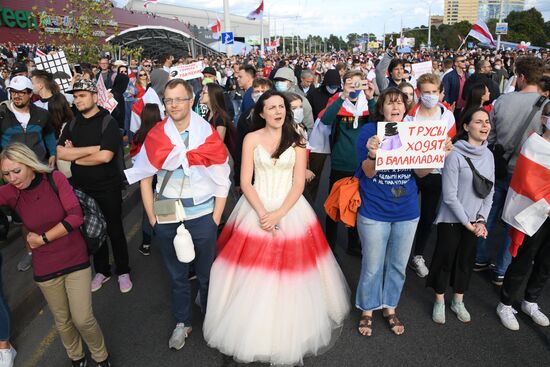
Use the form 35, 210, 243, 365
125, 79, 230, 350
496, 102, 550, 331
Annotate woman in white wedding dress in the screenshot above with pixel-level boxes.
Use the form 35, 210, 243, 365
203, 90, 350, 366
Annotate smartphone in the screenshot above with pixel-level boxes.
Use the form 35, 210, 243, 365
74, 64, 82, 74
353, 80, 370, 90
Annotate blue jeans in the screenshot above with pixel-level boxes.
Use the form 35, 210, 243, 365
476, 175, 512, 276
154, 214, 218, 325
0, 251, 10, 341
356, 215, 419, 311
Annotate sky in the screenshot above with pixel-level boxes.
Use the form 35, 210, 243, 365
115, 0, 549, 39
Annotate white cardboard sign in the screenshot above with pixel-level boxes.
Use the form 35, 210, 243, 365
411, 61, 432, 78
169, 61, 204, 80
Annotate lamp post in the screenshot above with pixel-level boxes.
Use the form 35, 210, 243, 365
223, 0, 232, 56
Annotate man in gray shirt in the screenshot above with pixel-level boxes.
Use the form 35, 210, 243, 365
476, 56, 547, 285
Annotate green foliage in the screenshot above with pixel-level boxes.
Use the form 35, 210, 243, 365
504, 7, 546, 46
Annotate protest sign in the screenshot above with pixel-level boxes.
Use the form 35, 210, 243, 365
169, 61, 204, 80
34, 51, 72, 92
96, 74, 118, 113
411, 61, 432, 78
375, 120, 447, 170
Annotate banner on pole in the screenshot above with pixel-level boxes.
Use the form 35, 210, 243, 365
169, 61, 204, 80
375, 120, 448, 170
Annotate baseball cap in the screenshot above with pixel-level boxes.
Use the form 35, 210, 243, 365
7, 76, 33, 91
11, 63, 28, 76
113, 60, 127, 67
273, 67, 297, 84
68, 79, 97, 94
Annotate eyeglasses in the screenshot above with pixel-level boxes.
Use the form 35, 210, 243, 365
9, 90, 30, 96
143, 65, 152, 68
163, 97, 192, 106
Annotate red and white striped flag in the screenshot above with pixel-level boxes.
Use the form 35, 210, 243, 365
247, 1, 264, 21
467, 20, 496, 47
144, 0, 158, 8
130, 87, 164, 133
35, 48, 46, 58
502, 133, 550, 257
125, 113, 231, 202
209, 18, 221, 39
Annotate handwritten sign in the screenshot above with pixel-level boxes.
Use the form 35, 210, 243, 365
96, 74, 118, 113
411, 61, 432, 78
375, 120, 447, 170
169, 61, 204, 80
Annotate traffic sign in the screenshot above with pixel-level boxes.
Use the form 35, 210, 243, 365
221, 32, 234, 45
495, 23, 508, 35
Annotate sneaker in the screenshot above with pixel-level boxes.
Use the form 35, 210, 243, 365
91, 273, 111, 292
491, 272, 504, 286
95, 357, 111, 367
473, 261, 493, 272
451, 300, 471, 323
432, 301, 446, 324
118, 274, 133, 293
0, 346, 16, 367
17, 252, 32, 272
521, 300, 550, 327
71, 356, 88, 367
409, 255, 429, 278
138, 243, 151, 256
168, 323, 192, 350
497, 303, 519, 330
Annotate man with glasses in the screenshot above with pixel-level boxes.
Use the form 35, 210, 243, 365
125, 79, 230, 351
96, 57, 113, 89
0, 76, 57, 272
442, 55, 468, 121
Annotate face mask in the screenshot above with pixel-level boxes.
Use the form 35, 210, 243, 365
542, 115, 550, 130
252, 92, 263, 103
468, 68, 475, 74
326, 85, 339, 94
293, 107, 304, 124
494, 65, 501, 70
349, 90, 361, 99
275, 81, 289, 92
420, 94, 439, 109
303, 86, 310, 94
404, 66, 411, 73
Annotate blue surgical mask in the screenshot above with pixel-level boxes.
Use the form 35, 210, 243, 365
275, 81, 289, 92
420, 94, 439, 109
349, 90, 361, 99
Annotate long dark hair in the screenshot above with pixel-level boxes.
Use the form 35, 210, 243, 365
134, 104, 162, 145
205, 83, 229, 125
454, 107, 489, 143
48, 93, 73, 137
463, 83, 487, 112
251, 90, 305, 158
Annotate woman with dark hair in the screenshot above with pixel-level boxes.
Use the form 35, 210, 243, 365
204, 90, 350, 366
199, 83, 235, 155
462, 84, 491, 120
130, 103, 161, 256
110, 73, 130, 130
355, 88, 452, 337
48, 93, 73, 138
426, 107, 494, 325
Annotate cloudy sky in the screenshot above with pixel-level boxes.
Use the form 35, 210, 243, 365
116, 0, 549, 38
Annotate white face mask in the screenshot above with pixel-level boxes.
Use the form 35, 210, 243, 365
252, 92, 263, 103
404, 66, 411, 73
275, 81, 290, 92
293, 107, 304, 124
543, 115, 550, 130
302, 86, 310, 94
420, 94, 439, 109
468, 68, 475, 74
494, 65, 501, 70
326, 86, 338, 94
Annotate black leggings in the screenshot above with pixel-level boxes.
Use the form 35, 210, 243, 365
413, 173, 442, 256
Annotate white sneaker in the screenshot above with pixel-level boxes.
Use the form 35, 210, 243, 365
409, 255, 429, 277
497, 303, 519, 331
168, 323, 192, 350
0, 346, 16, 367
521, 300, 550, 327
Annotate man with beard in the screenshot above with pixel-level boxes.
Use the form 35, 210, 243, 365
462, 59, 500, 103
57, 79, 132, 294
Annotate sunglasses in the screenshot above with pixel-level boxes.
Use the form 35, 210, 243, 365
139, 73, 147, 77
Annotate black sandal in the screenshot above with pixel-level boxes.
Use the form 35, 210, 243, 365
358, 314, 373, 336
384, 313, 404, 335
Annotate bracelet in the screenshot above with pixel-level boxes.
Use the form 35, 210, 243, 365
42, 233, 50, 244
367, 154, 376, 161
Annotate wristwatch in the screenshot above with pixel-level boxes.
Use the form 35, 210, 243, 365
42, 233, 50, 244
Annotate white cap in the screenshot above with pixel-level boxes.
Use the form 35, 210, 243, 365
113, 60, 127, 67
7, 76, 33, 91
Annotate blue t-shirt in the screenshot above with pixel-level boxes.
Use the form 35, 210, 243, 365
356, 123, 419, 222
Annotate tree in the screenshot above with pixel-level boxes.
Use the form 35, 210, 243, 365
505, 8, 547, 46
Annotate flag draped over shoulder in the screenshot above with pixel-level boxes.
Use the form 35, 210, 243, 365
125, 112, 231, 203
130, 87, 165, 133
468, 20, 496, 47
502, 133, 550, 257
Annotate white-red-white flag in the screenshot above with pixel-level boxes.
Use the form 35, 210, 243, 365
467, 20, 496, 47
144, 0, 158, 8
35, 48, 46, 58
130, 87, 164, 133
96, 73, 118, 113
247, 1, 264, 21
209, 18, 221, 39
125, 113, 231, 202
502, 133, 550, 256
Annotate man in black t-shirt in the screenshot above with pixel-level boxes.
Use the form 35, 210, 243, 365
57, 79, 132, 294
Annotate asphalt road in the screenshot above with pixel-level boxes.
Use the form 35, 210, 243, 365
11, 174, 550, 367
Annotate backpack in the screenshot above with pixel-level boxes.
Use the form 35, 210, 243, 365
47, 172, 107, 255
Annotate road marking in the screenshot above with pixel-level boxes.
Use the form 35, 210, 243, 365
26, 220, 141, 366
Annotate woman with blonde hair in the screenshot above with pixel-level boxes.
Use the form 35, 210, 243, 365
0, 143, 111, 367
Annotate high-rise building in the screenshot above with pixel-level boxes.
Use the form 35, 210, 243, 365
443, 0, 525, 25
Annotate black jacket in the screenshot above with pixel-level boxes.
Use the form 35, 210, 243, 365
462, 73, 500, 103
307, 69, 341, 119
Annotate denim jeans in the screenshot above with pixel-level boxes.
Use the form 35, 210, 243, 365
0, 251, 10, 341
154, 214, 218, 325
476, 175, 512, 276
356, 214, 419, 311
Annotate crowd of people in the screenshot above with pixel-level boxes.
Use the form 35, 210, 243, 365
0, 41, 549, 367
